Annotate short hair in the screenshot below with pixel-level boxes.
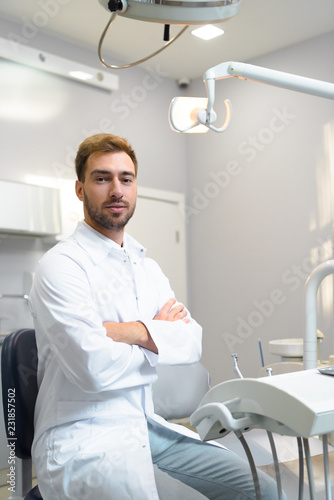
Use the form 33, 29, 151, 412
75, 133, 138, 182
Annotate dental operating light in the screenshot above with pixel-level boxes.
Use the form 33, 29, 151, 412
98, 0, 241, 69
169, 96, 232, 133
169, 61, 334, 133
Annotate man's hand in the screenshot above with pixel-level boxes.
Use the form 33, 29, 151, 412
154, 298, 190, 324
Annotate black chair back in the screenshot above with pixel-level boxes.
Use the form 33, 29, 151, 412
1, 328, 43, 499
1, 328, 38, 459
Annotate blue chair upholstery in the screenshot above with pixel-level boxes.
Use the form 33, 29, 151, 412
1, 329, 43, 499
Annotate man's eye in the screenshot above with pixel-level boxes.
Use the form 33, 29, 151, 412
123, 178, 133, 183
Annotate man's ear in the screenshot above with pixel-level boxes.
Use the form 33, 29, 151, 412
75, 180, 84, 201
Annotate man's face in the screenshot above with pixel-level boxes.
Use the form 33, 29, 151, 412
75, 151, 137, 243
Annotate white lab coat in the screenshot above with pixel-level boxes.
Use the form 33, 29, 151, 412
29, 221, 202, 500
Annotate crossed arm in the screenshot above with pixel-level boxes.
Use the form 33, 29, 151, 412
103, 298, 189, 354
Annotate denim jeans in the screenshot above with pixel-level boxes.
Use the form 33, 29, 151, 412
149, 421, 287, 500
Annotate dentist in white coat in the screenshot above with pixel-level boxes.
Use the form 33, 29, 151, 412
29, 133, 282, 500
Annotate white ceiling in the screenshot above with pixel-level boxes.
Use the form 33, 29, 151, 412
1, 0, 334, 81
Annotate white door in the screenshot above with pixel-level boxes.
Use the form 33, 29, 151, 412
126, 187, 188, 306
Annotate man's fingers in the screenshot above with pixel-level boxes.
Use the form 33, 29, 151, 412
153, 298, 176, 320
171, 304, 185, 316
154, 298, 189, 322
160, 298, 176, 314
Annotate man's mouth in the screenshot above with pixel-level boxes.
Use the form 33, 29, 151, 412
104, 203, 127, 213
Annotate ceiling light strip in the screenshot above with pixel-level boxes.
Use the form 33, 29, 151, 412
0, 37, 119, 92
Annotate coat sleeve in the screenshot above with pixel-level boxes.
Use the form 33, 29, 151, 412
139, 259, 202, 366
30, 252, 156, 393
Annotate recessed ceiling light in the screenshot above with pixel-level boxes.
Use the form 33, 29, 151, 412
191, 25, 224, 41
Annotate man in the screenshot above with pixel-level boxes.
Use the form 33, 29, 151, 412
29, 133, 283, 499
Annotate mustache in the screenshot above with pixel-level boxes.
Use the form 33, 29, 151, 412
103, 199, 128, 207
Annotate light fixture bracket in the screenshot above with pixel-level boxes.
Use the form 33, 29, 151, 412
107, 0, 128, 13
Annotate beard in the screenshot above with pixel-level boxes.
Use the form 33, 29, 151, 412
83, 190, 136, 232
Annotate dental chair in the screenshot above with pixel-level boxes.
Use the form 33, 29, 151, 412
1, 328, 42, 500
152, 361, 210, 422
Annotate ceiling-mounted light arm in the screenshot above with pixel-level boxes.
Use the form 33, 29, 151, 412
197, 76, 232, 132
169, 61, 334, 134
98, 10, 188, 70
204, 77, 216, 124
204, 61, 334, 100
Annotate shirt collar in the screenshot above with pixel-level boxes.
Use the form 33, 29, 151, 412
72, 221, 146, 264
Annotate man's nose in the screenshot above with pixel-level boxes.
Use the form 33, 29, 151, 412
108, 180, 123, 199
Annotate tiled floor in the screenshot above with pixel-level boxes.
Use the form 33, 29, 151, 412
259, 453, 334, 499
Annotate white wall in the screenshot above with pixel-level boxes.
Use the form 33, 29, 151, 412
185, 31, 334, 384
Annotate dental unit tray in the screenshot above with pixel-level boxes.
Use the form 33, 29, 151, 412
191, 368, 334, 439
190, 369, 334, 500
